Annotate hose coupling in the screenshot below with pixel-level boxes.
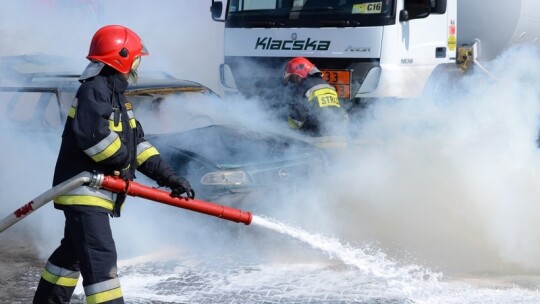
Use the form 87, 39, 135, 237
89, 172, 104, 189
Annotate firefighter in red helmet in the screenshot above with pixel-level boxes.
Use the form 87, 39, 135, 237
33, 25, 194, 304
283, 57, 349, 137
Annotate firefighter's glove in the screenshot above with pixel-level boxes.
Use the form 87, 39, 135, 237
168, 175, 195, 199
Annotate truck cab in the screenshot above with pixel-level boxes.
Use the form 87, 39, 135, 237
211, 0, 455, 103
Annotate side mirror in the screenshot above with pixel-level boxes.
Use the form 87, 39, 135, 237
399, 10, 409, 22
403, 0, 431, 20
210, 1, 224, 21
220, 64, 238, 89
431, 0, 447, 14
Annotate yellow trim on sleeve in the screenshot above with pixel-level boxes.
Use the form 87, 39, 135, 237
91, 136, 122, 162
68, 106, 76, 118
136, 147, 159, 166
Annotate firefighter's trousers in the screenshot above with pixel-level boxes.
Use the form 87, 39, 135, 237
33, 209, 124, 303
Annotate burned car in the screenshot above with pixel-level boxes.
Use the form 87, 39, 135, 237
0, 55, 81, 132
125, 76, 221, 133
146, 124, 326, 204
0, 55, 220, 133
0, 55, 327, 204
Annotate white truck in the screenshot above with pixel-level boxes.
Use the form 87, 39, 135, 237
210, 0, 540, 102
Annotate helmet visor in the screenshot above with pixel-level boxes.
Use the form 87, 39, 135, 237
140, 41, 149, 56
131, 56, 141, 71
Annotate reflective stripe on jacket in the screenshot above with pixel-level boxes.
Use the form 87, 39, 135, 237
53, 70, 174, 212
288, 75, 344, 133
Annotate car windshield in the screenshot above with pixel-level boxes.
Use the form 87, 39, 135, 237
129, 86, 222, 134
226, 0, 396, 27
0, 55, 222, 134
0, 87, 67, 131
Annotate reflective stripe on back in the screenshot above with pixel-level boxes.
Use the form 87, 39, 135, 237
309, 88, 340, 108
305, 83, 334, 98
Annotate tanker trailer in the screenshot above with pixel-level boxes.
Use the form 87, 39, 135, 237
456, 0, 540, 71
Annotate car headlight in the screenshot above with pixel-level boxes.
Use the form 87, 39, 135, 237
200, 170, 250, 185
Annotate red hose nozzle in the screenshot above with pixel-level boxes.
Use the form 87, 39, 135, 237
100, 175, 252, 225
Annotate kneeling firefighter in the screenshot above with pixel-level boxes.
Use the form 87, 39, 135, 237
33, 25, 195, 304
283, 57, 349, 137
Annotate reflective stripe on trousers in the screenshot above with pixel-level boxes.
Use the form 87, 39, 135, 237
33, 208, 124, 303
41, 261, 80, 287
85, 278, 123, 303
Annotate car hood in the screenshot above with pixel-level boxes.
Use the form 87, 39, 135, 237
148, 125, 322, 168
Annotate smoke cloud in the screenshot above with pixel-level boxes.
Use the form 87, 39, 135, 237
2, 0, 540, 280
322, 44, 540, 274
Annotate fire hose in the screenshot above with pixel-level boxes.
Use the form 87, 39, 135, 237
0, 172, 252, 234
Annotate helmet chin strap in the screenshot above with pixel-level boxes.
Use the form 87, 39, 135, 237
127, 69, 138, 84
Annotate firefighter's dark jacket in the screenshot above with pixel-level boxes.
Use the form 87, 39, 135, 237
288, 74, 343, 135
295, 75, 331, 96
53, 69, 175, 214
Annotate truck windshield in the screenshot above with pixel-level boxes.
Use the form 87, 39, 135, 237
226, 0, 396, 28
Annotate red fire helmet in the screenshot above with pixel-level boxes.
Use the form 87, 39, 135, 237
283, 57, 316, 82
87, 25, 149, 74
